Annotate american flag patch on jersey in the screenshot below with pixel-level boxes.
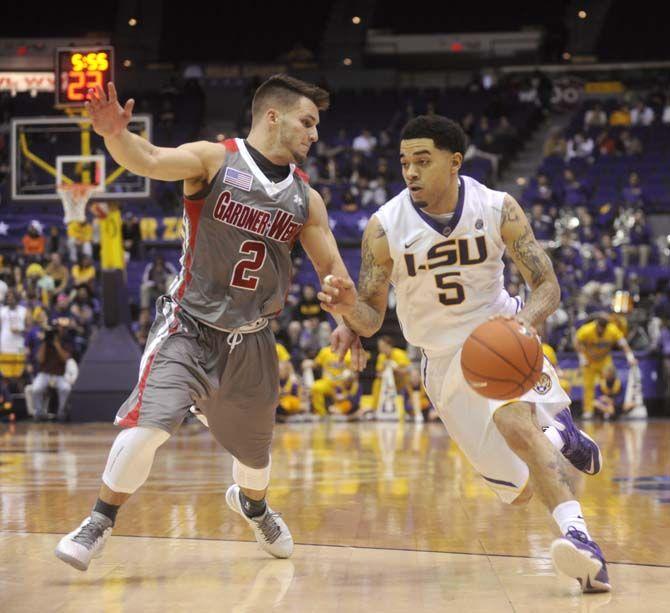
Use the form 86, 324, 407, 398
223, 167, 253, 191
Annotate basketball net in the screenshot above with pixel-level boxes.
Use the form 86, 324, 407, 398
57, 183, 98, 224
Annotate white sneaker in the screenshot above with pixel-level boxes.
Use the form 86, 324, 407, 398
55, 512, 112, 571
225, 485, 294, 559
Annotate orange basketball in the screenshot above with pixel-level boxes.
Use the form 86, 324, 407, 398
461, 318, 544, 400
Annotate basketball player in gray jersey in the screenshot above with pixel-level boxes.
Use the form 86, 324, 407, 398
56, 75, 365, 570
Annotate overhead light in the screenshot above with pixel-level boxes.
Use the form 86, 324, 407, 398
352, 16, 361, 25
343, 57, 352, 66
578, 10, 587, 19
123, 59, 132, 68
128, 17, 138, 26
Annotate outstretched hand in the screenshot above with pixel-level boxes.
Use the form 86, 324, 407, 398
331, 324, 368, 371
85, 82, 135, 138
317, 274, 357, 316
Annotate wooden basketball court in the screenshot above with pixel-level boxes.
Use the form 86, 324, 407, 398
2, 420, 669, 612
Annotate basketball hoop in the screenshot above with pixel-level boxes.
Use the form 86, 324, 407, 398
57, 183, 99, 224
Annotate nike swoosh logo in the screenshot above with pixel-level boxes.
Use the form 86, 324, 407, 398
405, 237, 421, 249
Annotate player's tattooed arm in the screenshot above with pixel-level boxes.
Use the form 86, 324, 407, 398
342, 217, 393, 337
500, 194, 560, 328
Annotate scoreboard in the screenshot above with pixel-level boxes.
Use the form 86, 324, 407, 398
55, 46, 114, 107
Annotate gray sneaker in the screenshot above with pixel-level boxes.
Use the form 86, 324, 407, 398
55, 512, 112, 571
226, 485, 294, 559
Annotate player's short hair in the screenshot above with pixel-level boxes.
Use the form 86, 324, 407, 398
400, 115, 467, 155
252, 74, 330, 119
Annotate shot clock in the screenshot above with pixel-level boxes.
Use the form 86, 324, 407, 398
55, 46, 114, 108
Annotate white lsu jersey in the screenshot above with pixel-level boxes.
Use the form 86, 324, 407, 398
374, 175, 521, 358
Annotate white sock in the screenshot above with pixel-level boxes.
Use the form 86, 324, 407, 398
552, 500, 590, 539
543, 425, 565, 451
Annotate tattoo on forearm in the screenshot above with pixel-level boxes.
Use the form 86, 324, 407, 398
511, 227, 549, 286
344, 225, 389, 335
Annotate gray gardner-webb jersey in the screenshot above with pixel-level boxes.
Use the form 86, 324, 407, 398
169, 138, 310, 329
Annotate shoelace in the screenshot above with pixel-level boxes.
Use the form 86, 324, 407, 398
226, 330, 244, 352
255, 511, 283, 544
566, 527, 590, 544
72, 519, 106, 550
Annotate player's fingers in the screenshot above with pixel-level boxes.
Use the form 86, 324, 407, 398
337, 277, 355, 290
95, 84, 106, 102
123, 98, 135, 119
330, 332, 342, 355
108, 82, 118, 102
317, 290, 338, 303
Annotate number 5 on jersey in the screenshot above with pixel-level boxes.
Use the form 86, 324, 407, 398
404, 253, 465, 306
231, 240, 267, 290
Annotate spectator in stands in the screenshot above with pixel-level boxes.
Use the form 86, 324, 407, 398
596, 130, 621, 156
375, 157, 396, 183
71, 254, 97, 293
45, 252, 69, 295
294, 284, 325, 322
308, 342, 353, 416
461, 112, 476, 139
69, 286, 96, 355
555, 232, 583, 269
133, 308, 152, 349
565, 131, 594, 162
493, 116, 519, 153
577, 212, 599, 245
609, 104, 631, 126
529, 204, 554, 242
50, 293, 73, 324
630, 100, 655, 126
352, 129, 377, 155
299, 317, 321, 360
472, 115, 491, 147
578, 249, 617, 316
620, 130, 643, 156
343, 151, 372, 183
21, 221, 46, 260
31, 317, 73, 421
122, 213, 142, 260
0, 289, 29, 383
372, 335, 411, 410
67, 218, 93, 263
533, 173, 556, 207
621, 172, 646, 207
561, 169, 589, 208
25, 263, 55, 308
584, 103, 608, 130
358, 176, 388, 209
623, 209, 653, 267
284, 320, 304, 366
599, 234, 622, 266
140, 255, 177, 309
46, 225, 64, 257
320, 185, 333, 209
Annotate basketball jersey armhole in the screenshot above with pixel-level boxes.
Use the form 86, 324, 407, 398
184, 166, 222, 201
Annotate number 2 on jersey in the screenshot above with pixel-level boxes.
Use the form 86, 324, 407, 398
231, 240, 267, 290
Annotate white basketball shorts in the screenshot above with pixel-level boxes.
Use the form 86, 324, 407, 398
421, 347, 570, 503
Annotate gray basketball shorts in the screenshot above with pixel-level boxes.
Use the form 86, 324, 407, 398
115, 296, 279, 468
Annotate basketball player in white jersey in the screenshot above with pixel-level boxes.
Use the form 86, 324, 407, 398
55, 76, 365, 571
318, 115, 610, 593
